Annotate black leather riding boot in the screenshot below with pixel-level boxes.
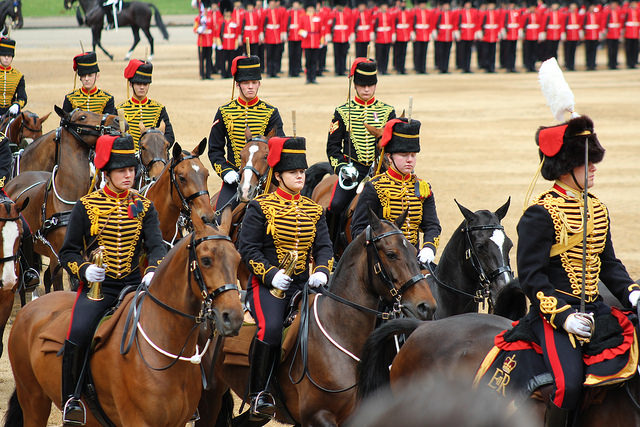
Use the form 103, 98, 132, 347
19, 219, 40, 290
544, 401, 570, 427
248, 338, 278, 420
61, 340, 86, 426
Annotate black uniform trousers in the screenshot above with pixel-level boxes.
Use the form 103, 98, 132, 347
266, 43, 280, 77
277, 43, 285, 74
543, 39, 560, 61
607, 38, 619, 69
503, 40, 517, 71
625, 38, 638, 68
355, 41, 369, 58
247, 275, 300, 346
458, 40, 473, 72
215, 47, 223, 74
585, 40, 598, 70
305, 48, 320, 83
393, 41, 408, 73
480, 41, 497, 72
198, 46, 214, 79
288, 40, 303, 76
434, 41, 452, 73
327, 162, 370, 213
334, 42, 349, 75
258, 44, 265, 72
564, 40, 578, 71
375, 43, 391, 74
523, 39, 538, 72
221, 49, 237, 78
319, 45, 328, 73
413, 41, 428, 73
499, 39, 506, 68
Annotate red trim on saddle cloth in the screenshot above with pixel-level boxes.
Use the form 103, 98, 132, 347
583, 307, 636, 365
543, 316, 567, 407
494, 325, 543, 354
327, 178, 339, 210
251, 276, 267, 341
67, 282, 85, 339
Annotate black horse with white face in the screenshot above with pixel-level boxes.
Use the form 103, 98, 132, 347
427, 198, 527, 320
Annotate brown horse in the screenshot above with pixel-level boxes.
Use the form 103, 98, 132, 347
4, 213, 244, 427
143, 139, 215, 245
4, 107, 119, 295
136, 123, 169, 190
0, 196, 29, 357
0, 110, 50, 153
198, 209, 437, 427
357, 314, 640, 426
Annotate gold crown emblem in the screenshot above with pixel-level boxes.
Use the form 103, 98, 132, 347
502, 355, 517, 374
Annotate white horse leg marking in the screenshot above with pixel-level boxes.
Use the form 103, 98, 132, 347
2, 221, 19, 287
240, 145, 259, 200
489, 229, 511, 283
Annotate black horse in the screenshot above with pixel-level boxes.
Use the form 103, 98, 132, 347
63, 0, 169, 61
427, 198, 527, 321
0, 0, 23, 36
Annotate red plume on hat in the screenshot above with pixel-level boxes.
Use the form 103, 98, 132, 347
267, 137, 288, 167
350, 57, 369, 77
124, 59, 144, 79
231, 56, 248, 78
94, 135, 118, 169
379, 119, 403, 147
72, 52, 88, 71
537, 124, 567, 157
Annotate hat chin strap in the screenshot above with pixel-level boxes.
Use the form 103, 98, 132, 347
570, 170, 584, 192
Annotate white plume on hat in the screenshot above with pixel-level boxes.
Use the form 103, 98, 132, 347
538, 58, 580, 122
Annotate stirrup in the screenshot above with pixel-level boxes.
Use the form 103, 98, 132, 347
250, 390, 276, 419
62, 397, 86, 426
23, 267, 40, 291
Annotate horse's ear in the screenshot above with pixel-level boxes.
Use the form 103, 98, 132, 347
172, 142, 182, 159
193, 138, 207, 156
454, 199, 476, 222
367, 207, 382, 232
18, 197, 29, 212
364, 122, 384, 139
394, 209, 409, 229
158, 121, 166, 133
191, 210, 206, 233
266, 127, 277, 140
245, 126, 253, 142
39, 112, 52, 124
495, 197, 511, 221
217, 205, 233, 235
54, 105, 67, 119
399, 109, 406, 118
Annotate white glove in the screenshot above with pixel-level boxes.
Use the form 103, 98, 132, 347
142, 271, 154, 286
579, 30, 584, 40
418, 247, 435, 264
391, 33, 396, 43
538, 31, 547, 41
259, 32, 265, 43
410, 31, 416, 42
518, 29, 524, 39
85, 264, 106, 283
431, 30, 438, 40
280, 32, 287, 42
629, 290, 640, 307
563, 312, 593, 338
474, 30, 483, 40
349, 33, 355, 43
223, 170, 239, 185
8, 104, 19, 116
326, 34, 332, 43
453, 30, 460, 41
499, 28, 507, 39
560, 32, 566, 41
272, 269, 292, 291
299, 29, 308, 38
308, 272, 327, 288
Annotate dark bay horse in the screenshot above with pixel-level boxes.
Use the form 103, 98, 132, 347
0, 196, 29, 357
0, 0, 22, 35
427, 198, 527, 321
199, 209, 437, 427
143, 139, 215, 246
4, 107, 118, 295
136, 123, 169, 189
4, 214, 244, 426
0, 110, 50, 154
357, 314, 640, 426
64, 0, 169, 61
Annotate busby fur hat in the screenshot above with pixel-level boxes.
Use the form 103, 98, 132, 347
351, 58, 378, 86
95, 134, 138, 172
232, 55, 261, 82
220, 0, 233, 13
536, 115, 604, 181
268, 137, 308, 173
380, 118, 421, 154
124, 59, 153, 84
0, 38, 16, 57
73, 52, 100, 76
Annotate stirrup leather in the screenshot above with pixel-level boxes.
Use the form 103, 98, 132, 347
62, 397, 87, 426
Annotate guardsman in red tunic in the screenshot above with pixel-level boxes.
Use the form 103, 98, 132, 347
374, 0, 395, 75
583, 3, 601, 70
242, 0, 262, 62
300, 0, 324, 84
331, 0, 352, 76
194, 3, 215, 80
0, 38, 26, 117
478, 0, 502, 73
287, 0, 305, 77
501, 0, 521, 72
603, 0, 623, 69
563, 1, 583, 71
354, 0, 374, 57
412, 0, 433, 73
263, 0, 283, 77
623, 0, 639, 68
232, 0, 246, 57
393, 0, 413, 74
521, 0, 543, 72
455, 0, 477, 73
542, 1, 564, 61
433, 0, 456, 73
218, 0, 241, 79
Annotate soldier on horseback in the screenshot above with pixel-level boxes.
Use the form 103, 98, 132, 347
117, 59, 175, 151
102, 0, 122, 30
58, 133, 166, 426
351, 117, 441, 264
237, 136, 333, 420
63, 52, 116, 115
208, 55, 284, 212
325, 58, 395, 247
0, 37, 26, 117
517, 115, 640, 427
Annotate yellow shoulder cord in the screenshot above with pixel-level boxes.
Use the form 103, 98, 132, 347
523, 157, 545, 212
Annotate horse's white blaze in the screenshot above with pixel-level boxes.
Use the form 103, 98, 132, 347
490, 229, 511, 282
2, 221, 19, 286
191, 163, 200, 173
240, 145, 259, 199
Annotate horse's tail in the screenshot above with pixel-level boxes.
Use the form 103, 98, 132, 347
301, 161, 333, 198
357, 318, 421, 401
3, 389, 24, 427
149, 3, 169, 40
75, 6, 85, 26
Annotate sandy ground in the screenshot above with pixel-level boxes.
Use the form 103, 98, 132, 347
1, 22, 639, 425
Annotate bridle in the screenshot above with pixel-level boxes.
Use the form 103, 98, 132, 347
136, 129, 168, 187
7, 112, 41, 146
169, 152, 210, 230
236, 137, 270, 201
56, 110, 117, 166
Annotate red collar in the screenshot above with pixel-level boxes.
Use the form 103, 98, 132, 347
104, 186, 129, 199
354, 95, 375, 106
81, 86, 98, 95
0, 65, 11, 72
387, 166, 412, 181
131, 96, 148, 105
276, 187, 301, 201
553, 182, 581, 198
238, 96, 260, 107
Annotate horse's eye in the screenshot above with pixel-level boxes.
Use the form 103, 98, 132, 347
385, 251, 398, 260
80, 115, 87, 121
201, 257, 212, 267
179, 176, 186, 183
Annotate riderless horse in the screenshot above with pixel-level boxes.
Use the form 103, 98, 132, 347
197, 209, 437, 427
4, 213, 244, 426
63, 0, 169, 61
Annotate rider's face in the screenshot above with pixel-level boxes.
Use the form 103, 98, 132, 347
79, 73, 97, 90
355, 84, 376, 102
237, 80, 261, 101
107, 166, 136, 192
388, 152, 417, 175
276, 169, 306, 193
131, 82, 150, 99
0, 55, 13, 67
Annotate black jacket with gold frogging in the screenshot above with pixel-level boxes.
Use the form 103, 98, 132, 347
60, 187, 167, 284
62, 87, 116, 115
517, 183, 638, 330
237, 188, 334, 288
0, 65, 26, 114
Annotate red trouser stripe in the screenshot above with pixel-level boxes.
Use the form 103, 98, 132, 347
251, 276, 267, 341
327, 178, 339, 211
543, 317, 566, 407
66, 283, 85, 339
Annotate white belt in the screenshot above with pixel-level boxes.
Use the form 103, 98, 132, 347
608, 23, 621, 28
585, 24, 599, 29
527, 24, 539, 29
335, 25, 348, 30
223, 34, 235, 38
484, 24, 498, 29
626, 22, 640, 27
507, 23, 519, 28
415, 24, 429, 29
547, 24, 561, 29
245, 25, 257, 30
439, 24, 453, 29
266, 24, 279, 29
377, 26, 390, 31
229, 23, 238, 28
566, 24, 580, 29
397, 24, 409, 29
289, 24, 298, 28
460, 23, 475, 28
357, 25, 370, 30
